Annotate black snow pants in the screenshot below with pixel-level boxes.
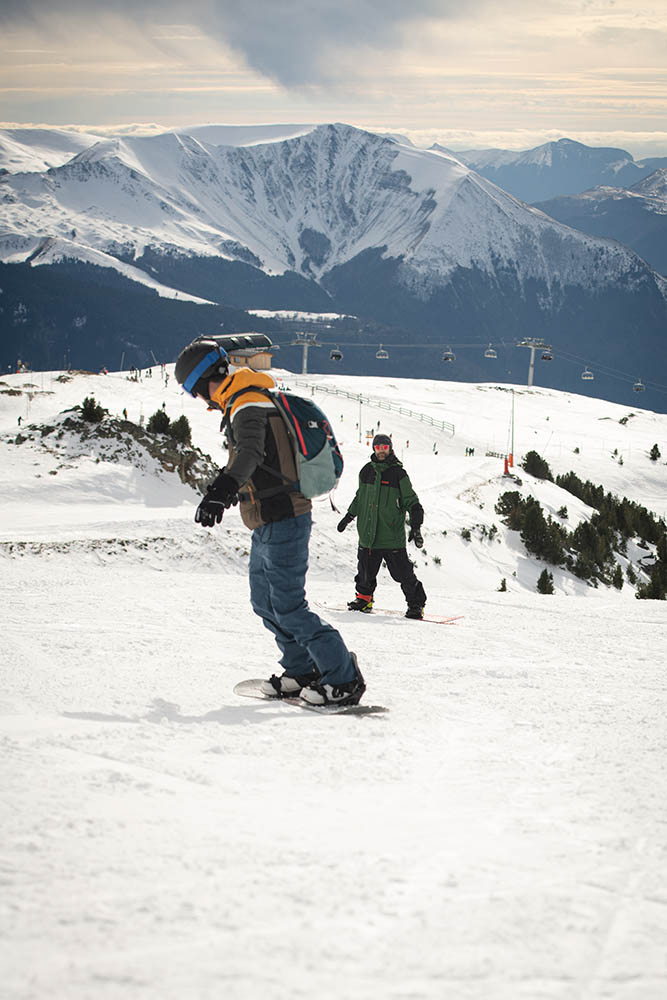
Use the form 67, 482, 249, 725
355, 547, 426, 608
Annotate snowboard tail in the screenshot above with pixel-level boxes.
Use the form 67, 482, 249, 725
378, 609, 463, 625
323, 604, 463, 625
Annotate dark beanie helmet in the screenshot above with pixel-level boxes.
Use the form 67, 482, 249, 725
372, 433, 392, 449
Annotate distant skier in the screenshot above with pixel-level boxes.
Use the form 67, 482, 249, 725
174, 336, 364, 707
337, 433, 427, 619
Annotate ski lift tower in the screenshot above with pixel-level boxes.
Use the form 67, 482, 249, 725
291, 331, 322, 375
516, 337, 552, 387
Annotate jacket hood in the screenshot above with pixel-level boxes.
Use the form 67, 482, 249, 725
210, 368, 275, 414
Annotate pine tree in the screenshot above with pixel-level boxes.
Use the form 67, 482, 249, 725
537, 568, 554, 594
520, 499, 566, 564
521, 500, 549, 555
169, 415, 192, 445
147, 409, 171, 435
650, 443, 661, 462
522, 450, 554, 481
495, 491, 524, 531
637, 535, 667, 600
81, 395, 105, 423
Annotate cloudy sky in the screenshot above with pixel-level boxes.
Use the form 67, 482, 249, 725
1, 0, 666, 155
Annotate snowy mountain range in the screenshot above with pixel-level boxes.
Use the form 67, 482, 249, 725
1, 124, 666, 407
1, 124, 657, 285
450, 137, 667, 204
535, 169, 667, 276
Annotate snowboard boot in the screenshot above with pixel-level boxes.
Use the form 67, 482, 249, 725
300, 653, 366, 707
347, 595, 374, 613
405, 605, 425, 620
259, 668, 320, 698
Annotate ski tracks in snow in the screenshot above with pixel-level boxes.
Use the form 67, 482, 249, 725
1, 564, 667, 999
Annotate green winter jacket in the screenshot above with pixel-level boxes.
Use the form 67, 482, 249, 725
346, 452, 423, 549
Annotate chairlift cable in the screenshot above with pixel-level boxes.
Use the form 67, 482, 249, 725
271, 337, 667, 394
555, 349, 667, 394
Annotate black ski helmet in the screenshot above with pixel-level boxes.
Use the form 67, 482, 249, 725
175, 338, 229, 398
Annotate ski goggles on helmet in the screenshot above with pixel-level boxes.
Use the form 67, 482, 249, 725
373, 443, 391, 451
182, 347, 228, 398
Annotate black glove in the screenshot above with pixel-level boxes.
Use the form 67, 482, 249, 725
337, 513, 354, 533
408, 503, 424, 547
195, 471, 239, 527
408, 526, 424, 548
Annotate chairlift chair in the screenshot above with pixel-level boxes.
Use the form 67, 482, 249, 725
442, 346, 456, 362
581, 367, 594, 381
633, 378, 645, 392
330, 346, 343, 362
376, 344, 389, 360
484, 344, 497, 359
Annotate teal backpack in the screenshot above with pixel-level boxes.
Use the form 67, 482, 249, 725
225, 387, 343, 499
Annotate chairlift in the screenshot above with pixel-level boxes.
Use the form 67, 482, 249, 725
442, 346, 456, 363
581, 367, 594, 381
484, 343, 497, 359
330, 346, 343, 362
376, 344, 389, 360
541, 349, 553, 361
633, 378, 645, 392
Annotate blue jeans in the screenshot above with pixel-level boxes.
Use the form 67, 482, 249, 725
249, 512, 357, 686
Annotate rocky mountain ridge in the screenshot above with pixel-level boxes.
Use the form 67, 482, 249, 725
536, 168, 667, 275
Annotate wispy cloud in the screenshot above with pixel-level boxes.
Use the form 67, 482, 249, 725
1, 0, 666, 155
0, 0, 463, 87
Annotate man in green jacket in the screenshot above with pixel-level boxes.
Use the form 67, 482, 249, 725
337, 433, 427, 619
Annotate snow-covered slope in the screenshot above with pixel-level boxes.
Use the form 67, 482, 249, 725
0, 124, 316, 175
0, 126, 104, 173
0, 234, 217, 303
2, 365, 665, 593
632, 167, 667, 201
176, 123, 317, 147
1, 124, 659, 295
2, 365, 667, 1000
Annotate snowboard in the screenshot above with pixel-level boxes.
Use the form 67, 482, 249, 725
233, 679, 388, 715
322, 605, 463, 625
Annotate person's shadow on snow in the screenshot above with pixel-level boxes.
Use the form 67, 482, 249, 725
62, 697, 291, 727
